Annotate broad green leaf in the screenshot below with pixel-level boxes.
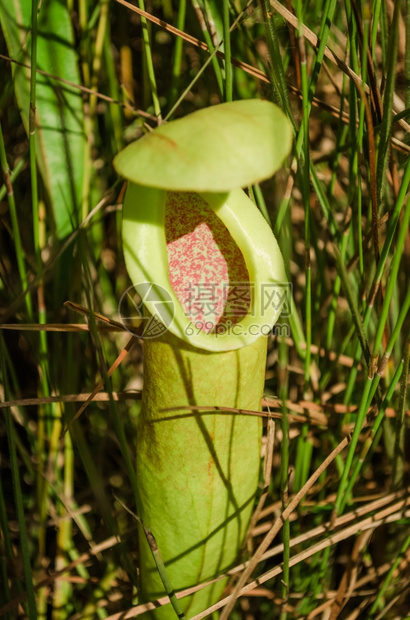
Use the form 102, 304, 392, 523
114, 99, 292, 191
0, 0, 86, 239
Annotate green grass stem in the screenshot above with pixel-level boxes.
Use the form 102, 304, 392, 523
278, 338, 290, 620
369, 526, 410, 615
372, 199, 410, 357
376, 0, 402, 207
1, 337, 38, 620
169, 0, 187, 105
335, 376, 373, 515
252, 183, 270, 224
295, 0, 312, 398
333, 245, 370, 366
358, 358, 404, 480
137, 0, 162, 120
0, 124, 33, 319
407, 0, 410, 109
370, 0, 383, 64
89, 0, 109, 118
260, 0, 295, 128
0, 469, 14, 616
115, 498, 186, 619
0, 154, 26, 202
27, 4, 55, 603
191, 0, 224, 97
222, 0, 232, 101
392, 340, 410, 491
342, 290, 410, 500
29, 0, 39, 270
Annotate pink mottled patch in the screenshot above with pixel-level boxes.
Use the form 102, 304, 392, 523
165, 192, 250, 333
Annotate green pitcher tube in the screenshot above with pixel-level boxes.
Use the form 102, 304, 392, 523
114, 100, 292, 618
138, 332, 266, 617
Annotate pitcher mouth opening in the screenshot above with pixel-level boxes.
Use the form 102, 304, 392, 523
165, 192, 251, 334
121, 182, 287, 351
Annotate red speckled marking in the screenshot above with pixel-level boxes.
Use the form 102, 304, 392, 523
165, 192, 250, 333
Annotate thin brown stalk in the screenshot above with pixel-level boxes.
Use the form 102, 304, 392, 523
0, 392, 141, 409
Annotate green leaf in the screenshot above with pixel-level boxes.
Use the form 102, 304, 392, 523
114, 99, 293, 191
0, 0, 86, 239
